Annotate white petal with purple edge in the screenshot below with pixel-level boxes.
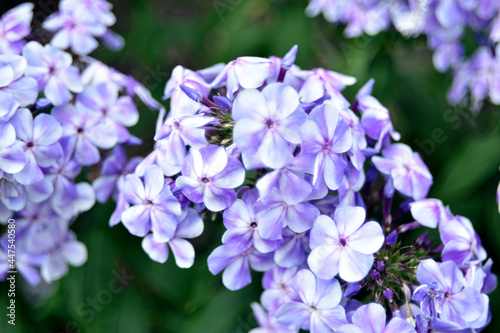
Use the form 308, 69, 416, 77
262, 83, 299, 119
121, 205, 151, 237
14, 150, 43, 185
258, 130, 293, 169
33, 113, 62, 145
212, 157, 245, 188
276, 302, 311, 330
352, 303, 386, 333
169, 238, 195, 268
222, 256, 252, 290
232, 88, 269, 121
310, 215, 339, 248
61, 241, 88, 266
203, 185, 236, 212
334, 206, 366, 238
308, 245, 341, 280
347, 221, 384, 255
207, 245, 240, 275
151, 209, 177, 243
294, 269, 317, 305
142, 234, 169, 263
339, 247, 373, 282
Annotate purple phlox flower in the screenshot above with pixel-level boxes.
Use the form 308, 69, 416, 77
312, 194, 338, 216
0, 174, 26, 214
412, 281, 445, 320
337, 303, 417, 333
232, 82, 306, 169
299, 102, 353, 190
339, 107, 367, 170
16, 200, 67, 253
462, 258, 495, 326
338, 163, 365, 207
43, 5, 107, 56
255, 188, 320, 241
77, 83, 139, 143
261, 266, 300, 313
308, 206, 384, 282
413, 259, 483, 329
0, 243, 44, 285
439, 215, 487, 265
154, 114, 213, 176
23, 174, 55, 206
372, 143, 433, 200
274, 228, 310, 268
0, 54, 38, 112
276, 269, 347, 332
267, 56, 303, 89
343, 2, 391, 38
305, 0, 341, 22
10, 108, 63, 185
434, 0, 466, 30
41, 136, 80, 206
344, 282, 361, 298
41, 230, 88, 284
23, 41, 83, 106
0, 3, 33, 55
469, 47, 500, 105
52, 103, 118, 165
432, 42, 464, 73
491, 14, 500, 42
109, 180, 128, 227
356, 81, 400, 151
163, 65, 211, 116
175, 145, 245, 212
222, 189, 282, 253
196, 62, 225, 83
80, 58, 125, 89
211, 56, 272, 99
296, 67, 356, 105
478, 258, 497, 295
250, 302, 298, 333
256, 153, 315, 204
51, 181, 96, 219
447, 59, 472, 105
390, 1, 427, 37
410, 198, 453, 229
124, 75, 163, 111
0, 201, 13, 221
93, 145, 142, 203
207, 245, 274, 291
142, 207, 203, 268
60, 0, 117, 26
121, 165, 181, 242
0, 120, 25, 176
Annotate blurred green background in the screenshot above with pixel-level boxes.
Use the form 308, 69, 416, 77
1, 0, 499, 332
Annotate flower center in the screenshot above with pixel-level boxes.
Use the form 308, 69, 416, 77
265, 119, 274, 129
201, 177, 210, 183
250, 221, 258, 228
173, 121, 180, 130
77, 127, 84, 134
26, 141, 34, 148
339, 238, 347, 247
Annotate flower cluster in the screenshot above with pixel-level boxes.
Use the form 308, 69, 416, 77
0, 2, 160, 285
108, 45, 496, 332
306, 0, 500, 112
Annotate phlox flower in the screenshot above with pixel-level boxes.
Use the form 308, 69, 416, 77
308, 206, 384, 282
